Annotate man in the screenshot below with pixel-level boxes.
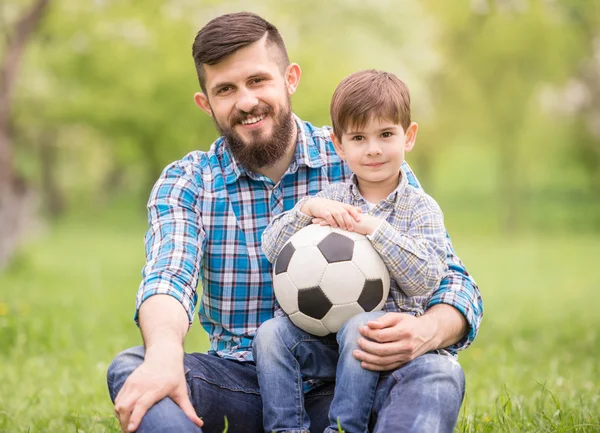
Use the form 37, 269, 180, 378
107, 12, 483, 433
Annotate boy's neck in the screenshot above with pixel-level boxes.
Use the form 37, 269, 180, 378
357, 172, 401, 203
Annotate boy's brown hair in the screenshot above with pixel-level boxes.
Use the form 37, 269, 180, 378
192, 12, 290, 94
330, 70, 411, 139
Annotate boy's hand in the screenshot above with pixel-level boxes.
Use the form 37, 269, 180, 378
301, 198, 362, 230
312, 213, 381, 236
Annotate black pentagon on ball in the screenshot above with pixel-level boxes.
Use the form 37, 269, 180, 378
358, 279, 385, 312
274, 242, 296, 275
317, 233, 355, 264
298, 286, 333, 319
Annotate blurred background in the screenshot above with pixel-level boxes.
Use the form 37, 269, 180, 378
0, 0, 598, 432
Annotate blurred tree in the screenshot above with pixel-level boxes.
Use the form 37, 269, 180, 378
0, 0, 50, 268
423, 0, 578, 232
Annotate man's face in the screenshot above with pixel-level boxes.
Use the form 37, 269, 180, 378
195, 37, 300, 171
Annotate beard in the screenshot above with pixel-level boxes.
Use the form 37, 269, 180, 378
212, 98, 294, 172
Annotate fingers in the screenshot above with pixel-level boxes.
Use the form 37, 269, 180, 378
359, 324, 404, 343
353, 344, 409, 370
358, 359, 404, 372
363, 312, 403, 330
173, 390, 204, 427
344, 204, 363, 221
127, 395, 156, 432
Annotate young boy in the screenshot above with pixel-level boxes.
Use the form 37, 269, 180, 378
253, 69, 449, 433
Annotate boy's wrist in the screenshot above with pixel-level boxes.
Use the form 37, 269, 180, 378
300, 198, 314, 216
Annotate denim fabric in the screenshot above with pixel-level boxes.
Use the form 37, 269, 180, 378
106, 346, 334, 433
371, 353, 465, 433
107, 343, 465, 432
253, 313, 384, 433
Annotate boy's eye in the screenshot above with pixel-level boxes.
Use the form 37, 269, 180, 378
351, 135, 364, 141
381, 131, 393, 138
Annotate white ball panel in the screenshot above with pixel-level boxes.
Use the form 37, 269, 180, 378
290, 224, 333, 248
320, 262, 365, 304
381, 268, 391, 301
272, 272, 299, 314
289, 311, 331, 336
286, 246, 328, 289
321, 303, 365, 333
351, 239, 387, 280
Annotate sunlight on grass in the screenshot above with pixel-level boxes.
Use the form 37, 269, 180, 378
0, 213, 598, 432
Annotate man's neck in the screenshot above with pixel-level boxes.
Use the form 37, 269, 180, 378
256, 121, 298, 184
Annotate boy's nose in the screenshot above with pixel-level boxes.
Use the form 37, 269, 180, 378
366, 142, 383, 155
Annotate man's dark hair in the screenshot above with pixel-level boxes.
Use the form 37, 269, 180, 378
192, 12, 290, 94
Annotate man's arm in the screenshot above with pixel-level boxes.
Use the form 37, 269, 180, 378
353, 304, 468, 371
261, 198, 314, 263
114, 296, 203, 432
114, 159, 205, 432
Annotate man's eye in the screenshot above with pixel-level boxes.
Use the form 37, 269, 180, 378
251, 78, 265, 84
218, 86, 232, 94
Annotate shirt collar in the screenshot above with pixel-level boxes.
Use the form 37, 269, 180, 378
221, 114, 325, 185
349, 169, 408, 206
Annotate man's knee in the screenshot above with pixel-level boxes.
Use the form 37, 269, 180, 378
106, 346, 145, 401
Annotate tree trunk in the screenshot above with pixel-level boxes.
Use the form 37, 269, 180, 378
0, 0, 50, 268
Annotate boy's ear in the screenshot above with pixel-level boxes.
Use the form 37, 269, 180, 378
330, 132, 345, 159
404, 122, 418, 152
194, 92, 213, 117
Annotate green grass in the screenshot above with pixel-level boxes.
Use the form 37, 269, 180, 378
0, 211, 598, 432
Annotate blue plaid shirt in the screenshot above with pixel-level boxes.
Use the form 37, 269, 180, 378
136, 114, 483, 361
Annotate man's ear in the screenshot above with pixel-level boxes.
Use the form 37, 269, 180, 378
285, 63, 301, 95
404, 122, 418, 152
194, 92, 213, 117
331, 132, 345, 159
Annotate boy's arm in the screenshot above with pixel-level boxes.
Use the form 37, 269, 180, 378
261, 198, 314, 263
261, 183, 349, 263
366, 194, 447, 298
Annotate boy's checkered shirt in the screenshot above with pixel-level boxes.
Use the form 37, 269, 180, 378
136, 115, 483, 361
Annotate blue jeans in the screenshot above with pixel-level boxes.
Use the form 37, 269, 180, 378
107, 337, 465, 433
253, 313, 385, 433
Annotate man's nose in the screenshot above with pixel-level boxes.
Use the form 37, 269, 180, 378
235, 88, 259, 113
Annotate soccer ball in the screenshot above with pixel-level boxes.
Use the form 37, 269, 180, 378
272, 224, 390, 336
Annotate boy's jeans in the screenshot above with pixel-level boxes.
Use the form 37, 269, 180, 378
107, 327, 465, 433
253, 313, 385, 433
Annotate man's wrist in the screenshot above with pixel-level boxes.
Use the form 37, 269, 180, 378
418, 311, 442, 352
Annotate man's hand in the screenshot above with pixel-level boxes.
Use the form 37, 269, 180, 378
302, 198, 362, 230
353, 312, 438, 371
113, 347, 203, 432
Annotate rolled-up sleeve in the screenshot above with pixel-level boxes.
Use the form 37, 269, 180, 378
428, 234, 483, 352
134, 161, 205, 327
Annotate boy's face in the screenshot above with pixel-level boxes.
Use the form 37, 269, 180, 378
332, 117, 418, 189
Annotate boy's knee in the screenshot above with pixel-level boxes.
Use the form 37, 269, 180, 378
338, 311, 384, 343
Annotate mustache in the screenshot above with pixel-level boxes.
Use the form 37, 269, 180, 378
230, 104, 272, 126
